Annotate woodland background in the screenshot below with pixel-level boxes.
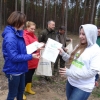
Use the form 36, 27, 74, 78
0, 1, 100, 100
0, 0, 100, 34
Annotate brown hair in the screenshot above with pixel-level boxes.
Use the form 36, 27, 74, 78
7, 11, 26, 28
26, 21, 36, 28
69, 27, 87, 64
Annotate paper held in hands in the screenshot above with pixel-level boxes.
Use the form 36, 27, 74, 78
42, 38, 62, 63
26, 41, 44, 54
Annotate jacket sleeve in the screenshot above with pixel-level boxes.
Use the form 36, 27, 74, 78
5, 38, 33, 62
60, 51, 70, 62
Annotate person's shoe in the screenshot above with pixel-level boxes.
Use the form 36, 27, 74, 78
25, 83, 36, 95
23, 94, 26, 100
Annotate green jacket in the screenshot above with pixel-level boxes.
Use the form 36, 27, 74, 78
96, 36, 100, 46
38, 28, 56, 43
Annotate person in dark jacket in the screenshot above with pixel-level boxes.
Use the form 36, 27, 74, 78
53, 26, 71, 75
38, 20, 56, 43
38, 20, 56, 81
2, 11, 39, 100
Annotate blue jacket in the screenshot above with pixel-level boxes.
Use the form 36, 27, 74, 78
2, 25, 33, 74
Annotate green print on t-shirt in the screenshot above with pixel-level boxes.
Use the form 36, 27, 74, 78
72, 60, 84, 68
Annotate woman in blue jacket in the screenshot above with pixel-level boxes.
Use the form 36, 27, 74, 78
2, 11, 39, 100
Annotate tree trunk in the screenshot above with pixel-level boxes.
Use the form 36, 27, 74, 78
90, 0, 96, 23
15, 0, 17, 11
65, 0, 68, 36
73, 0, 78, 32
62, 0, 65, 25
43, 0, 45, 29
35, 0, 37, 25
82, 0, 87, 24
21, 0, 24, 13
0, 0, 2, 30
54, 0, 57, 24
25, 0, 28, 16
3, 0, 7, 26
47, 0, 50, 21
93, 0, 99, 24
30, 0, 34, 21
84, 0, 91, 23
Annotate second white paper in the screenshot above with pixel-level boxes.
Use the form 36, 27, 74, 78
42, 38, 62, 63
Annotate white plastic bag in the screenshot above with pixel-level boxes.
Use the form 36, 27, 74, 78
66, 40, 73, 54
36, 50, 52, 76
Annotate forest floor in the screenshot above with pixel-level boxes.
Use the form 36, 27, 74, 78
0, 30, 100, 100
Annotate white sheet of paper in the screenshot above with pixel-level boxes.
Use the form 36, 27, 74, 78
26, 41, 44, 54
42, 38, 62, 63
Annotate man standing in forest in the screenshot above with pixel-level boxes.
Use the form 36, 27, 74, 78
53, 26, 71, 76
38, 20, 57, 81
38, 20, 56, 43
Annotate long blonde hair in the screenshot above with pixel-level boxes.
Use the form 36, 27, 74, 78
69, 43, 87, 64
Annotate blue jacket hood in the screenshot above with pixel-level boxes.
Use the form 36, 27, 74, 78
2, 25, 23, 38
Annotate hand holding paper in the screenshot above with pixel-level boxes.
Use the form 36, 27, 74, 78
37, 42, 45, 50
32, 53, 40, 59
26, 41, 44, 54
42, 38, 62, 63
58, 48, 64, 55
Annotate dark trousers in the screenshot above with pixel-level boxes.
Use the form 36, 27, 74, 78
53, 54, 65, 74
6, 74, 25, 100
25, 69, 35, 86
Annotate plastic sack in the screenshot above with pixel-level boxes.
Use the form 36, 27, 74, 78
36, 50, 52, 76
66, 40, 73, 54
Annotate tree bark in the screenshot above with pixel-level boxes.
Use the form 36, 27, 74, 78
90, 0, 96, 23
54, 0, 57, 23
25, 0, 28, 16
62, 0, 65, 25
65, 0, 68, 36
43, 0, 45, 29
15, 0, 17, 11
0, 0, 2, 30
21, 0, 24, 13
82, 0, 87, 24
3, 0, 7, 27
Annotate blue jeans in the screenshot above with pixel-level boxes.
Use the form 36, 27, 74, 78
6, 74, 25, 100
66, 81, 91, 100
